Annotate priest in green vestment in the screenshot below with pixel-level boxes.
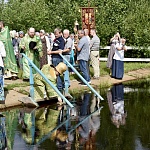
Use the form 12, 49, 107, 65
0, 21, 18, 79
33, 62, 67, 102
20, 107, 68, 145
19, 28, 42, 79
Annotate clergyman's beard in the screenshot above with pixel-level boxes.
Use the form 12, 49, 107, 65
29, 34, 34, 38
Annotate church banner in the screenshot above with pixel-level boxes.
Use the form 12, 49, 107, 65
81, 7, 95, 30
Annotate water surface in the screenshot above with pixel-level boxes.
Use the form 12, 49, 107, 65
1, 80, 150, 150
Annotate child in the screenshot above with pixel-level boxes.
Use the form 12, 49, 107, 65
0, 40, 6, 102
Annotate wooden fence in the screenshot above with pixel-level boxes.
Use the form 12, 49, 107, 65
99, 46, 150, 62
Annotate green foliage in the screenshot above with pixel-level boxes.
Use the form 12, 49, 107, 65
0, 0, 80, 33
0, 0, 149, 57
1, 0, 50, 31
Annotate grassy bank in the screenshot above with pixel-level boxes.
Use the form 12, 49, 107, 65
70, 62, 150, 79
4, 82, 30, 95
5, 62, 150, 95
101, 62, 150, 75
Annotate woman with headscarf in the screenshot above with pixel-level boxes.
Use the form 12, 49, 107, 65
107, 32, 120, 75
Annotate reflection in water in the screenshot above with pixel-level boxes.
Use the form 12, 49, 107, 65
107, 83, 127, 128
0, 113, 7, 149
66, 92, 102, 150
16, 106, 68, 149
13, 92, 102, 149
2, 80, 150, 149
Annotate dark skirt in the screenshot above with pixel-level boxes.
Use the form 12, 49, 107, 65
111, 59, 124, 79
111, 84, 124, 102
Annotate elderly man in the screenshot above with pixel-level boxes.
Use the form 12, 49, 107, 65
19, 27, 42, 80
62, 29, 73, 89
47, 28, 65, 91
90, 29, 100, 79
75, 30, 90, 86
84, 29, 90, 45
18, 31, 24, 46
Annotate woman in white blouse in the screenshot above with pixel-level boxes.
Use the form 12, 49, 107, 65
111, 38, 127, 79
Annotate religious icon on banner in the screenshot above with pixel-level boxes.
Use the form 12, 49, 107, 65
81, 7, 95, 30
85, 13, 89, 24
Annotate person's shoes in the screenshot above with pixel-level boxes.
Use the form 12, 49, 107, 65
80, 83, 87, 86
0, 101, 5, 104
88, 81, 91, 84
70, 72, 75, 75
64, 93, 73, 99
0, 114, 4, 117
92, 76, 100, 80
57, 101, 64, 105
79, 80, 91, 84
23, 78, 29, 82
11, 76, 17, 80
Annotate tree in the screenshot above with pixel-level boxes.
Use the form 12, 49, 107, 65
0, 0, 149, 52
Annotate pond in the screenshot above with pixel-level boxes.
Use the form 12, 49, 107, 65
1, 79, 150, 150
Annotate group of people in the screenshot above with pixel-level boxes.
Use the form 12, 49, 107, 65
0, 20, 128, 103
0, 21, 101, 103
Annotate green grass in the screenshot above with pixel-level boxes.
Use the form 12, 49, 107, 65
124, 62, 150, 73
4, 82, 30, 91
70, 62, 150, 79
101, 62, 150, 75
18, 89, 29, 95
5, 62, 150, 94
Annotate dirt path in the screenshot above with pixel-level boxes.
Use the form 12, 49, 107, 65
1, 68, 150, 110
69, 68, 150, 90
